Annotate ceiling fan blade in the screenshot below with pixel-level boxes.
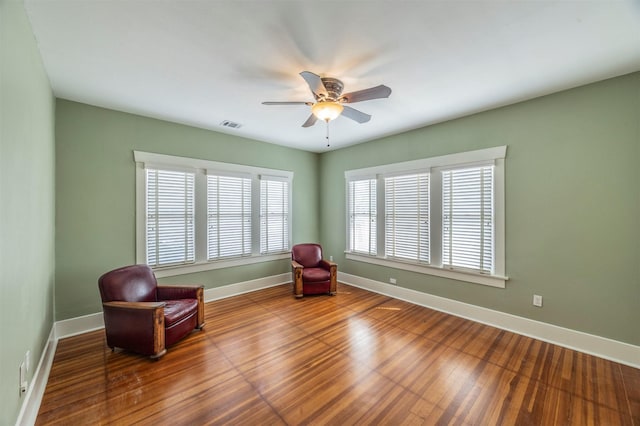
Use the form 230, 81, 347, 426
341, 85, 392, 103
300, 71, 328, 98
301, 114, 318, 127
262, 101, 312, 105
341, 106, 371, 123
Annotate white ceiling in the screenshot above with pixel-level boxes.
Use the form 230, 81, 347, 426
25, 1, 640, 153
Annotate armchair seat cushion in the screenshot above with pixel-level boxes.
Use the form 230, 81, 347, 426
163, 299, 199, 327
302, 267, 331, 282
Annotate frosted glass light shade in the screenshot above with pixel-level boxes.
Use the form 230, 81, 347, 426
312, 101, 344, 121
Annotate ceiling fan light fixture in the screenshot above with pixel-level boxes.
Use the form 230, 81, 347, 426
312, 101, 343, 122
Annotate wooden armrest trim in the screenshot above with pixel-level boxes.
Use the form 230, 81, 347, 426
103, 301, 165, 310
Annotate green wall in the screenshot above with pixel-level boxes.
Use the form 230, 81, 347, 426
55, 100, 320, 320
319, 72, 640, 346
0, 0, 56, 424
56, 73, 639, 346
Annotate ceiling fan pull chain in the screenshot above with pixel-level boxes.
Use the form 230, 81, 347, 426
325, 119, 330, 147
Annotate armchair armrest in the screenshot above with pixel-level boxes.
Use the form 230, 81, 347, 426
319, 259, 338, 295
319, 259, 337, 270
101, 301, 167, 358
291, 260, 304, 298
157, 284, 203, 300
157, 285, 205, 329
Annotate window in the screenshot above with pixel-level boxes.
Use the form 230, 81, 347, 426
260, 177, 290, 254
442, 166, 493, 274
347, 178, 377, 255
146, 168, 195, 267
385, 173, 429, 263
207, 174, 252, 260
345, 146, 507, 288
135, 151, 292, 277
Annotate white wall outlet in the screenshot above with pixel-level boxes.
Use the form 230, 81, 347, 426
533, 294, 543, 307
389, 277, 397, 285
19, 361, 27, 396
329, 255, 333, 261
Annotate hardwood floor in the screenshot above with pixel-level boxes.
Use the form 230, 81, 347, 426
37, 283, 639, 425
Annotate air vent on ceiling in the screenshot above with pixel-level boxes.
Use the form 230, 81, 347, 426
220, 120, 242, 129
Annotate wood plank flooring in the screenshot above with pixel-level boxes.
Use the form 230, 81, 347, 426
37, 283, 639, 425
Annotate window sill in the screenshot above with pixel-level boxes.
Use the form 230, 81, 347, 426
345, 252, 508, 288
151, 252, 291, 278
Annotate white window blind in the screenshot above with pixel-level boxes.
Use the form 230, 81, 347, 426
385, 173, 430, 262
442, 166, 494, 274
207, 175, 251, 260
146, 168, 195, 267
260, 178, 289, 254
348, 179, 377, 255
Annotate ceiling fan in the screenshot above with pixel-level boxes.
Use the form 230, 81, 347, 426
262, 71, 392, 127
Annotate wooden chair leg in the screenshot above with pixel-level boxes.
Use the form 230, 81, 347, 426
293, 266, 304, 298
329, 264, 337, 296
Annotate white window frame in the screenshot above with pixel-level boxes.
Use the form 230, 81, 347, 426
134, 151, 293, 278
384, 172, 430, 263
259, 175, 291, 255
144, 167, 196, 268
206, 172, 252, 261
440, 164, 494, 274
344, 146, 508, 288
346, 177, 378, 255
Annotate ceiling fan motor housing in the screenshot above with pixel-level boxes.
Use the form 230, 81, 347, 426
319, 77, 344, 101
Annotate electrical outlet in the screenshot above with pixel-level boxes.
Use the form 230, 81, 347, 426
19, 361, 27, 396
389, 278, 397, 285
533, 294, 543, 307
329, 255, 333, 261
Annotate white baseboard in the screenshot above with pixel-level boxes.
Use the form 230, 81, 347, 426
339, 272, 640, 368
15, 328, 57, 426
204, 273, 290, 302
55, 312, 105, 340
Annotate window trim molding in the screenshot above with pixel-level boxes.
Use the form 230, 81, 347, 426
344, 146, 508, 288
134, 151, 294, 179
134, 151, 293, 276
151, 252, 291, 278
344, 146, 506, 180
345, 252, 507, 288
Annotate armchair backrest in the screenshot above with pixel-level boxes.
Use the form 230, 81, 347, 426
98, 264, 158, 303
292, 243, 323, 268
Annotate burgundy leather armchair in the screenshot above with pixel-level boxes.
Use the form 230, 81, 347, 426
291, 243, 337, 298
98, 264, 204, 359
